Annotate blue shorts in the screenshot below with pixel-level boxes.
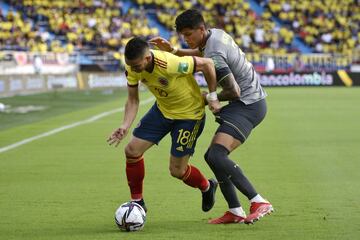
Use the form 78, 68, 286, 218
133, 103, 205, 157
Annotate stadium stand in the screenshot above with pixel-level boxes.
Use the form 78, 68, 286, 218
0, 0, 359, 98
256, 0, 360, 54
134, 0, 298, 54
0, 0, 359, 73
1, 0, 359, 55
0, 0, 158, 56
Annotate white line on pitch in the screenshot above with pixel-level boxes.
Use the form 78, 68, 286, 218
0, 97, 154, 154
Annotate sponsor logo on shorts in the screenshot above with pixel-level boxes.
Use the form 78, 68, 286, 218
176, 146, 184, 152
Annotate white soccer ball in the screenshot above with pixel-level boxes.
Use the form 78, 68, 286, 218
115, 202, 146, 232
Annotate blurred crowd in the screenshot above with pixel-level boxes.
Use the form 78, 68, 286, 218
0, 0, 158, 58
0, 0, 359, 55
136, 0, 296, 54
257, 0, 360, 55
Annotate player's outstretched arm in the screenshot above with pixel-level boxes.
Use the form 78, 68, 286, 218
149, 37, 201, 57
193, 56, 221, 113
107, 86, 140, 147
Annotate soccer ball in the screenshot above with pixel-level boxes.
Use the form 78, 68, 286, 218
115, 202, 146, 232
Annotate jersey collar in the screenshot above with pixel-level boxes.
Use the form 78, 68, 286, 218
199, 29, 212, 53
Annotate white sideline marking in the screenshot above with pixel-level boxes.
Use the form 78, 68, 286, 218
0, 97, 154, 154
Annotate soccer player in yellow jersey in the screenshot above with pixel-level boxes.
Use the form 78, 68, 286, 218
107, 37, 221, 213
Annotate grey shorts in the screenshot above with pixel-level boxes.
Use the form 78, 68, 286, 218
214, 99, 267, 143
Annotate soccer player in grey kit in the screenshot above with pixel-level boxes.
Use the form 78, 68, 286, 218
150, 9, 273, 224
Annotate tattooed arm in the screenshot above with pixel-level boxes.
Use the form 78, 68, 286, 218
217, 73, 241, 101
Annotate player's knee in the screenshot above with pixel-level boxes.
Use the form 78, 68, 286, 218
207, 144, 229, 166
124, 144, 142, 162
169, 165, 186, 179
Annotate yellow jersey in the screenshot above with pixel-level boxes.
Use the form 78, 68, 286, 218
126, 50, 204, 120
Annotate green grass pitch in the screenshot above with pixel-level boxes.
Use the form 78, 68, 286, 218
0, 87, 359, 240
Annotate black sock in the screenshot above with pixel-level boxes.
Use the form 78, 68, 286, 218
206, 144, 258, 200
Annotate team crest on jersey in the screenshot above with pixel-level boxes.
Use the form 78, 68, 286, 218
158, 77, 169, 87
177, 62, 189, 73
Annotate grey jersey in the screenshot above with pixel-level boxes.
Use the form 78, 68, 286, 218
201, 28, 267, 104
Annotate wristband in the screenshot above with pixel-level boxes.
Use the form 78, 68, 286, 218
206, 92, 218, 101
170, 47, 178, 54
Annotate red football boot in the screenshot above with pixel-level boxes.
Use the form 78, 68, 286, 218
208, 211, 245, 224
245, 202, 274, 224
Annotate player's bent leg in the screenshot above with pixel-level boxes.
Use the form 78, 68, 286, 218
124, 137, 154, 212
168, 116, 216, 211
210, 134, 273, 224
205, 149, 247, 223
169, 155, 209, 190
204, 149, 241, 209
209, 100, 272, 223
169, 155, 217, 212
168, 154, 190, 179
124, 136, 154, 162
207, 144, 257, 199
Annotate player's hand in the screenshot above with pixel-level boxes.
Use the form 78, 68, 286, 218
208, 99, 222, 114
202, 91, 208, 105
107, 127, 128, 147
149, 37, 172, 52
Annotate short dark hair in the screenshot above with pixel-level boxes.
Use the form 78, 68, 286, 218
175, 9, 206, 32
125, 37, 149, 60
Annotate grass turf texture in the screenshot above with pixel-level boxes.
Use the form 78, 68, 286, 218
0, 87, 359, 240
